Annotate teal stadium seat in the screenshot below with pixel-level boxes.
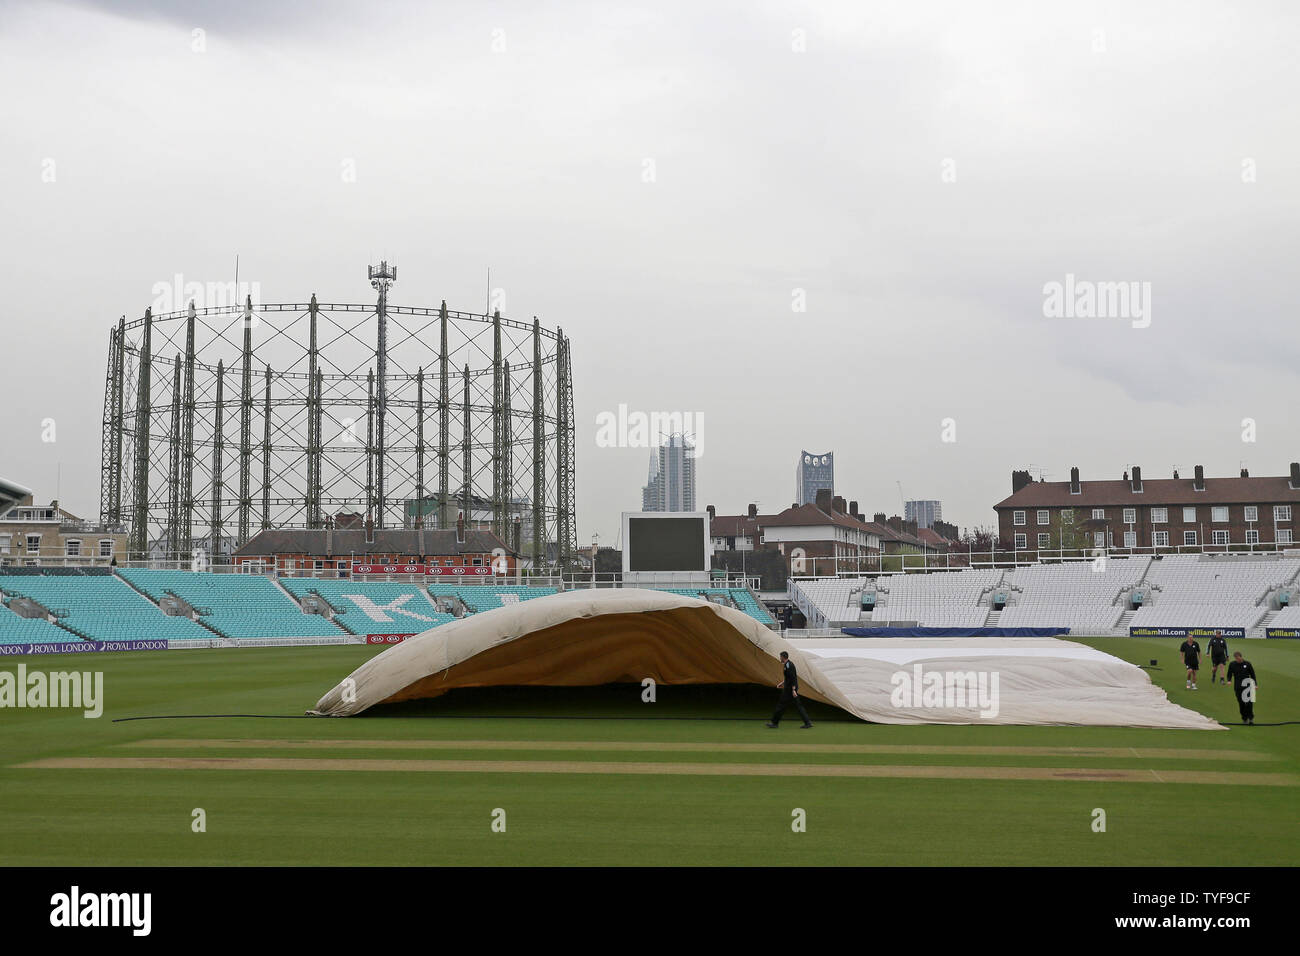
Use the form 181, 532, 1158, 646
0, 601, 80, 645
0, 574, 214, 642
426, 585, 558, 614
280, 579, 454, 634
117, 570, 347, 640
654, 588, 778, 627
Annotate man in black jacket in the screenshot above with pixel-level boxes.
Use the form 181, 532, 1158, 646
1225, 651, 1259, 725
766, 651, 813, 729
1208, 631, 1229, 685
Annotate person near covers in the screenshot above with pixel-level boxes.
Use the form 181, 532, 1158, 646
766, 651, 813, 729
1226, 651, 1259, 725
1207, 631, 1229, 685
1178, 635, 1201, 690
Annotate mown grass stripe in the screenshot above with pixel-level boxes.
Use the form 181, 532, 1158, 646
17, 756, 1299, 786
117, 738, 1273, 761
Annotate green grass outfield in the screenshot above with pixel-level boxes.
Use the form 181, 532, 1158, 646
0, 637, 1297, 866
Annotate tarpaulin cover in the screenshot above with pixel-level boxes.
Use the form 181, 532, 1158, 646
840, 627, 1071, 638
310, 588, 1221, 729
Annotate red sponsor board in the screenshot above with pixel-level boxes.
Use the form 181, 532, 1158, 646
365, 634, 416, 645
352, 563, 426, 575
350, 564, 497, 576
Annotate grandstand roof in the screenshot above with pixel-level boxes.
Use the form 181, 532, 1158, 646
0, 477, 34, 511
995, 474, 1300, 509
234, 527, 514, 557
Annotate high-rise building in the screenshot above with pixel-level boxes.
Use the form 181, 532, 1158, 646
795, 450, 834, 506
641, 434, 696, 512
904, 499, 942, 529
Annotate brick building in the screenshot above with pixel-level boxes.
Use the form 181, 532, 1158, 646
710, 491, 881, 577
0, 478, 128, 567
994, 463, 1300, 553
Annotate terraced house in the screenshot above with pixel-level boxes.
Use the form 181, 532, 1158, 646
0, 478, 128, 568
994, 463, 1300, 554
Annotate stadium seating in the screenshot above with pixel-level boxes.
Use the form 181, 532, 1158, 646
869, 570, 1002, 626
0, 574, 214, 643
426, 585, 558, 614
280, 579, 454, 634
0, 601, 79, 645
117, 570, 346, 640
653, 588, 778, 627
1126, 555, 1300, 632
996, 605, 1123, 631
1268, 605, 1300, 628
789, 578, 866, 627
1003, 558, 1147, 606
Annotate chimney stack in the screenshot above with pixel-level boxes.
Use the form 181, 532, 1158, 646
1194, 465, 1205, 491
1012, 469, 1032, 494
456, 511, 465, 544
1131, 466, 1143, 492
874, 512, 887, 524
365, 515, 375, 544
832, 495, 847, 514
1240, 467, 1249, 478
849, 500, 860, 519
815, 488, 833, 513
1069, 467, 1080, 495
1290, 462, 1300, 489
747, 503, 758, 517
706, 504, 715, 519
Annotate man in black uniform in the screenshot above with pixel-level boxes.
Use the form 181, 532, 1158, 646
1226, 651, 1259, 725
766, 651, 813, 729
1178, 635, 1201, 690
1207, 630, 1229, 685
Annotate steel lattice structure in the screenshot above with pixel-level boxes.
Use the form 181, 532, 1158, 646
99, 268, 577, 567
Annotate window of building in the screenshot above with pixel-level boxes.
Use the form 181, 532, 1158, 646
98, 539, 113, 557
1092, 508, 1105, 520
1061, 509, 1074, 524
1184, 531, 1198, 546
1278, 529, 1294, 544
1245, 530, 1260, 545
472, 556, 484, 566
1037, 533, 1050, 549
1183, 507, 1196, 522
1014, 533, 1027, 549
1212, 530, 1230, 546
65, 539, 81, 557
1094, 531, 1105, 548
0, 534, 9, 554
1152, 531, 1169, 547
1212, 506, 1229, 522
1123, 531, 1136, 548
25, 534, 40, 554
1151, 508, 1167, 523
1123, 508, 1136, 524
1244, 506, 1258, 522
1276, 506, 1293, 522
1013, 511, 1025, 526
1037, 510, 1049, 525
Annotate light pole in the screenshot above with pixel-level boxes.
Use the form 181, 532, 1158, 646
367, 260, 397, 529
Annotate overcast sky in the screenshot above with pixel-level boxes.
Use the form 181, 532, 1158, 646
1, 0, 1296, 545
